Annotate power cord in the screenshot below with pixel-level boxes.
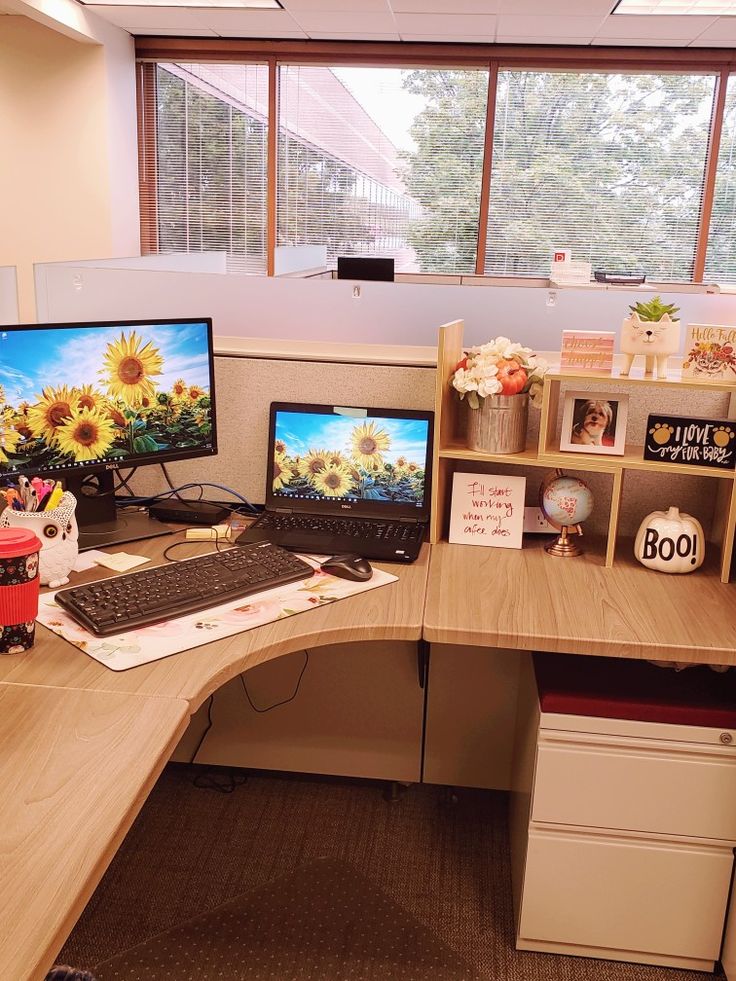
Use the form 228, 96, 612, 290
161, 528, 232, 563
119, 479, 259, 515
189, 695, 248, 794
239, 650, 310, 713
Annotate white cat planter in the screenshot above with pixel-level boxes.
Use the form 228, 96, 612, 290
620, 312, 680, 380
0, 491, 79, 588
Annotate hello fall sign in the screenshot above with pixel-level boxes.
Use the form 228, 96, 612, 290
449, 473, 527, 549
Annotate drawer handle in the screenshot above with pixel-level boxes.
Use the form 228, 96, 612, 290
721, 732, 733, 745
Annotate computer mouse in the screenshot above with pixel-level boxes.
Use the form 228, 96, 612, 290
320, 553, 373, 582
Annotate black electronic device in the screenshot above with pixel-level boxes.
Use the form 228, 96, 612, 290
594, 271, 646, 285
55, 540, 314, 636
236, 401, 433, 562
320, 553, 373, 582
337, 256, 395, 282
0, 317, 217, 550
149, 499, 230, 525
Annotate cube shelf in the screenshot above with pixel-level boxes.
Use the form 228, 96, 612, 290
431, 320, 736, 583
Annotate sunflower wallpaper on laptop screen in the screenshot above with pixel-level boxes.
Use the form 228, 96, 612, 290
0, 322, 212, 472
272, 411, 429, 505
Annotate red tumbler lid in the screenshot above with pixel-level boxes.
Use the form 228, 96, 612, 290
0, 527, 42, 558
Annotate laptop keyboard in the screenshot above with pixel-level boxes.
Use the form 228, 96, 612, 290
252, 512, 423, 543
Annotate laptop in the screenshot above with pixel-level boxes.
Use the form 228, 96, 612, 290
236, 402, 434, 562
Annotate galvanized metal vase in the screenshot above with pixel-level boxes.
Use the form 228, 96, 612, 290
466, 393, 529, 454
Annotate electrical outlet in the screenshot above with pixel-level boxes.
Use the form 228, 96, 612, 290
546, 289, 556, 307
523, 506, 556, 534
352, 285, 361, 298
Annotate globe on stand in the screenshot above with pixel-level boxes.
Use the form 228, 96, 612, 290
539, 472, 594, 558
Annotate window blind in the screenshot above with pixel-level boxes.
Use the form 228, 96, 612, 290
485, 71, 716, 280
705, 74, 736, 284
277, 66, 488, 275
143, 63, 269, 274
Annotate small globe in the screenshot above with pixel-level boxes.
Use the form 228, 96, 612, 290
540, 474, 594, 529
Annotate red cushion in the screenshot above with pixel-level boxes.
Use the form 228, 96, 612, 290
533, 652, 736, 729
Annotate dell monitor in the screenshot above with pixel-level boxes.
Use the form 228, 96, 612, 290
336, 256, 395, 282
0, 317, 217, 549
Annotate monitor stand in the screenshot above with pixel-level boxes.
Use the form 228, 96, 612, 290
65, 470, 174, 552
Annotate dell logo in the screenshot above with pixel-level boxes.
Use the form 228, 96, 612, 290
340, 504, 352, 510
105, 462, 121, 471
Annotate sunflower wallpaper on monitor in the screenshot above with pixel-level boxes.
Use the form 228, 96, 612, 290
272, 410, 429, 506
0, 321, 213, 474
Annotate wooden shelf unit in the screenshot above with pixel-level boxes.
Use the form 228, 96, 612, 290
431, 320, 736, 583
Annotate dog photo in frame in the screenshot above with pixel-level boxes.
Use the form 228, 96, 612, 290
560, 391, 629, 456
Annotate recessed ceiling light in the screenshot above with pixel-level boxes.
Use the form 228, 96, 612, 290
77, 0, 282, 7
614, 0, 736, 12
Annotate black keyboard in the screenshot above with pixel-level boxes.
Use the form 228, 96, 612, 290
252, 512, 423, 542
236, 511, 425, 562
55, 541, 315, 636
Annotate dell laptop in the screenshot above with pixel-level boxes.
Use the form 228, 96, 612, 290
236, 402, 434, 562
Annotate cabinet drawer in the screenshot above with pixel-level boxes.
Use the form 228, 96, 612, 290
519, 828, 732, 960
533, 736, 736, 840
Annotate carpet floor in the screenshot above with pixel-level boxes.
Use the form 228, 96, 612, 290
59, 764, 725, 981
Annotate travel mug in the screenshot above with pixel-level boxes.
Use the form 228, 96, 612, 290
0, 527, 42, 654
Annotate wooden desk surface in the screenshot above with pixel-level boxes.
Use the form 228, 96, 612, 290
0, 683, 189, 981
425, 540, 736, 666
0, 539, 430, 710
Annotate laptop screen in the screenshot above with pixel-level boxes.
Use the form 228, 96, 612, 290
266, 402, 433, 519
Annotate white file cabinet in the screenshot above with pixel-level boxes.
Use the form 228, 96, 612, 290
510, 655, 736, 972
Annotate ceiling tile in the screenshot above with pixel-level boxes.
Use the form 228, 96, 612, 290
497, 13, 605, 37
398, 32, 494, 39
131, 26, 219, 33
393, 11, 497, 33
290, 9, 397, 29
217, 26, 308, 34
189, 7, 304, 30
83, 4, 207, 29
303, 29, 400, 37
688, 14, 736, 38
498, 34, 594, 42
282, 0, 390, 10
499, 0, 614, 11
390, 0, 498, 11
590, 33, 685, 42
594, 12, 717, 36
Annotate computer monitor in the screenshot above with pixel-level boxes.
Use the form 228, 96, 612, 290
0, 317, 217, 549
336, 256, 395, 282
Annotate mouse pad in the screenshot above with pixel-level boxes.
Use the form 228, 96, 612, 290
36, 556, 398, 672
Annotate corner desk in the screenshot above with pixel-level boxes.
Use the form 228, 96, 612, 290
1, 535, 735, 980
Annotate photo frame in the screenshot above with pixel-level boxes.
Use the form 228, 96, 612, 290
559, 390, 629, 456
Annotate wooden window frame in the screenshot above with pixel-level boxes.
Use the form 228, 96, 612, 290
136, 39, 736, 283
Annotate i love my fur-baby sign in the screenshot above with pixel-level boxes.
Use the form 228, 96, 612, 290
643, 413, 736, 471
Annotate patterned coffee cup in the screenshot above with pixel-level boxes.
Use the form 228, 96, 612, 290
0, 527, 42, 654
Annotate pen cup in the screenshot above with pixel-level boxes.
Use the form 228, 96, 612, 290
0, 527, 42, 654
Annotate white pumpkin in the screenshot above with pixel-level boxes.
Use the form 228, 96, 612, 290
634, 506, 705, 574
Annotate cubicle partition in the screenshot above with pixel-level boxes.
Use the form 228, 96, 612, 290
32, 257, 736, 350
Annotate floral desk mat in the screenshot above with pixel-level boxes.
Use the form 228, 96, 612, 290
37, 556, 398, 672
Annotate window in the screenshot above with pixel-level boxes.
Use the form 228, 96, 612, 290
143, 62, 269, 274
277, 66, 488, 274
485, 71, 716, 280
136, 42, 736, 285
705, 75, 736, 283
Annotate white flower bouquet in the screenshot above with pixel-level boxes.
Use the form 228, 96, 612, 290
451, 336, 548, 410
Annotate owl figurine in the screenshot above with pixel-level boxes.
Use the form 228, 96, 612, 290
0, 491, 79, 588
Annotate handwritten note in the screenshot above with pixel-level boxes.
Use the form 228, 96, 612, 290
448, 473, 526, 549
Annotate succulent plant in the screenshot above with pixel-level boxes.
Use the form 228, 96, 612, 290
628, 295, 680, 322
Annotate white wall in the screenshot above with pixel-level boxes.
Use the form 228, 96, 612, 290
0, 268, 19, 325
0, 14, 139, 322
